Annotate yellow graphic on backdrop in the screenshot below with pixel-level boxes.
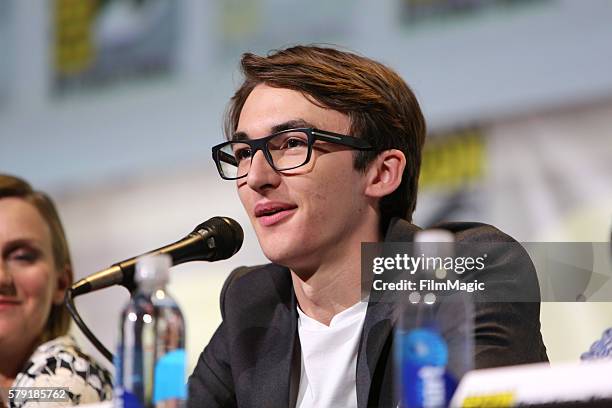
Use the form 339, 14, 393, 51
419, 128, 486, 189
55, 0, 97, 75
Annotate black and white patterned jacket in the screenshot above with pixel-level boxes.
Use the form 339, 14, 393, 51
10, 336, 113, 407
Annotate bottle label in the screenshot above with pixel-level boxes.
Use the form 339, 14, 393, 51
116, 388, 144, 408
153, 348, 187, 403
397, 328, 457, 408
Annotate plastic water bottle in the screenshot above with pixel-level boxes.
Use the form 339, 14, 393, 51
115, 254, 187, 408
395, 230, 474, 408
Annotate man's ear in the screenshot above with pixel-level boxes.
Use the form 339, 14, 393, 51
52, 265, 71, 305
364, 149, 406, 198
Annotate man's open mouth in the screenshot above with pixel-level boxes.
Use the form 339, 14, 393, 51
254, 203, 297, 218
254, 202, 298, 226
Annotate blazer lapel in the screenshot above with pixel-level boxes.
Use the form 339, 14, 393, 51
356, 300, 396, 408
250, 264, 299, 408
356, 218, 421, 408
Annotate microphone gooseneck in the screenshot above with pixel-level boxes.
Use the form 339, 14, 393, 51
66, 216, 243, 363
70, 216, 244, 296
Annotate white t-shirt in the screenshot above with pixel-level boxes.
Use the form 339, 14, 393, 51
296, 300, 369, 408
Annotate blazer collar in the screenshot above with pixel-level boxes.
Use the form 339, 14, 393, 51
252, 264, 299, 408
356, 217, 421, 408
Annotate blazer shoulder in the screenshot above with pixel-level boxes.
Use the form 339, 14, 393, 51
388, 217, 519, 243
431, 221, 518, 243
219, 263, 292, 318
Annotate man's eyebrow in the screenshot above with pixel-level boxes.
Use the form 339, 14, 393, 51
271, 119, 315, 133
232, 131, 248, 142
231, 119, 316, 141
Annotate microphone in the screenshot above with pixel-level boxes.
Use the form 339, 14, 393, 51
71, 216, 243, 296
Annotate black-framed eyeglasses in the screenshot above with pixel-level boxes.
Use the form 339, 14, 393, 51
211, 128, 373, 180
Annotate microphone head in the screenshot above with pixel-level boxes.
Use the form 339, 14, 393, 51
193, 216, 244, 261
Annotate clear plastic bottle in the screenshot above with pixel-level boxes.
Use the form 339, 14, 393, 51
395, 230, 474, 408
115, 254, 187, 408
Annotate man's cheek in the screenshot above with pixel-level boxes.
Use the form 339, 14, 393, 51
237, 188, 252, 213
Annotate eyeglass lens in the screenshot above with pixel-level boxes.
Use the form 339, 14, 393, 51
218, 130, 310, 178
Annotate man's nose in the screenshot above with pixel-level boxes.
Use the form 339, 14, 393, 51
245, 150, 281, 191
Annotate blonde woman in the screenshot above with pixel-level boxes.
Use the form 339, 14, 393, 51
0, 175, 112, 407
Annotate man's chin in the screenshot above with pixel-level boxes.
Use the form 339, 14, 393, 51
260, 241, 300, 266
261, 247, 291, 266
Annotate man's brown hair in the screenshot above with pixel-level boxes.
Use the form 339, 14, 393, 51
0, 174, 72, 342
225, 45, 426, 232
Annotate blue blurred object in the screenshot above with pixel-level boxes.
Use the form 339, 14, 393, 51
396, 325, 458, 408
581, 328, 612, 360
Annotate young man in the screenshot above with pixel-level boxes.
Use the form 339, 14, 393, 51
188, 45, 547, 407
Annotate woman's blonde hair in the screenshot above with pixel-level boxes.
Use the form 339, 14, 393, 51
0, 174, 73, 341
